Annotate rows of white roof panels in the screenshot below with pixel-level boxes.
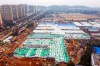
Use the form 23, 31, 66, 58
35, 26, 80, 30
35, 26, 54, 30
38, 22, 81, 29
33, 22, 90, 39
64, 33, 90, 39
58, 26, 80, 30
33, 22, 86, 34
37, 31, 85, 34
73, 22, 100, 27
52, 30, 85, 34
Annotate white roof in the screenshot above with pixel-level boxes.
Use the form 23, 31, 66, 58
73, 22, 100, 27
58, 26, 80, 29
51, 30, 85, 34
51, 31, 65, 34
61, 30, 85, 33
3, 36, 13, 42
89, 22, 100, 27
33, 30, 54, 33
64, 33, 90, 39
5, 36, 13, 40
73, 22, 82, 26
73, 22, 93, 26
81, 22, 92, 26
35, 26, 54, 30
38, 24, 55, 27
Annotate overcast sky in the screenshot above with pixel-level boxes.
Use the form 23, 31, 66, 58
0, 0, 100, 7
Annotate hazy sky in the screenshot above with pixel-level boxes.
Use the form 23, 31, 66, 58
0, 0, 100, 7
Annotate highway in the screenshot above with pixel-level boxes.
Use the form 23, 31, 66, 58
0, 9, 48, 43
32, 8, 49, 20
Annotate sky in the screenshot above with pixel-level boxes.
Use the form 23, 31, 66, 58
0, 0, 100, 7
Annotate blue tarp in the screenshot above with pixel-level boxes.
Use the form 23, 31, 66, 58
94, 46, 100, 54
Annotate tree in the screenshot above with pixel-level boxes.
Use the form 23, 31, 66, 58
26, 23, 34, 28
3, 20, 15, 27
78, 42, 93, 66
67, 61, 75, 66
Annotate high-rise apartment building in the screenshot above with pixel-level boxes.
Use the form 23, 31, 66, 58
0, 5, 13, 20
11, 5, 19, 20
0, 12, 3, 26
28, 5, 37, 14
18, 5, 24, 18
0, 4, 28, 20
18, 4, 28, 18
24, 4, 28, 15
34, 6, 37, 14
